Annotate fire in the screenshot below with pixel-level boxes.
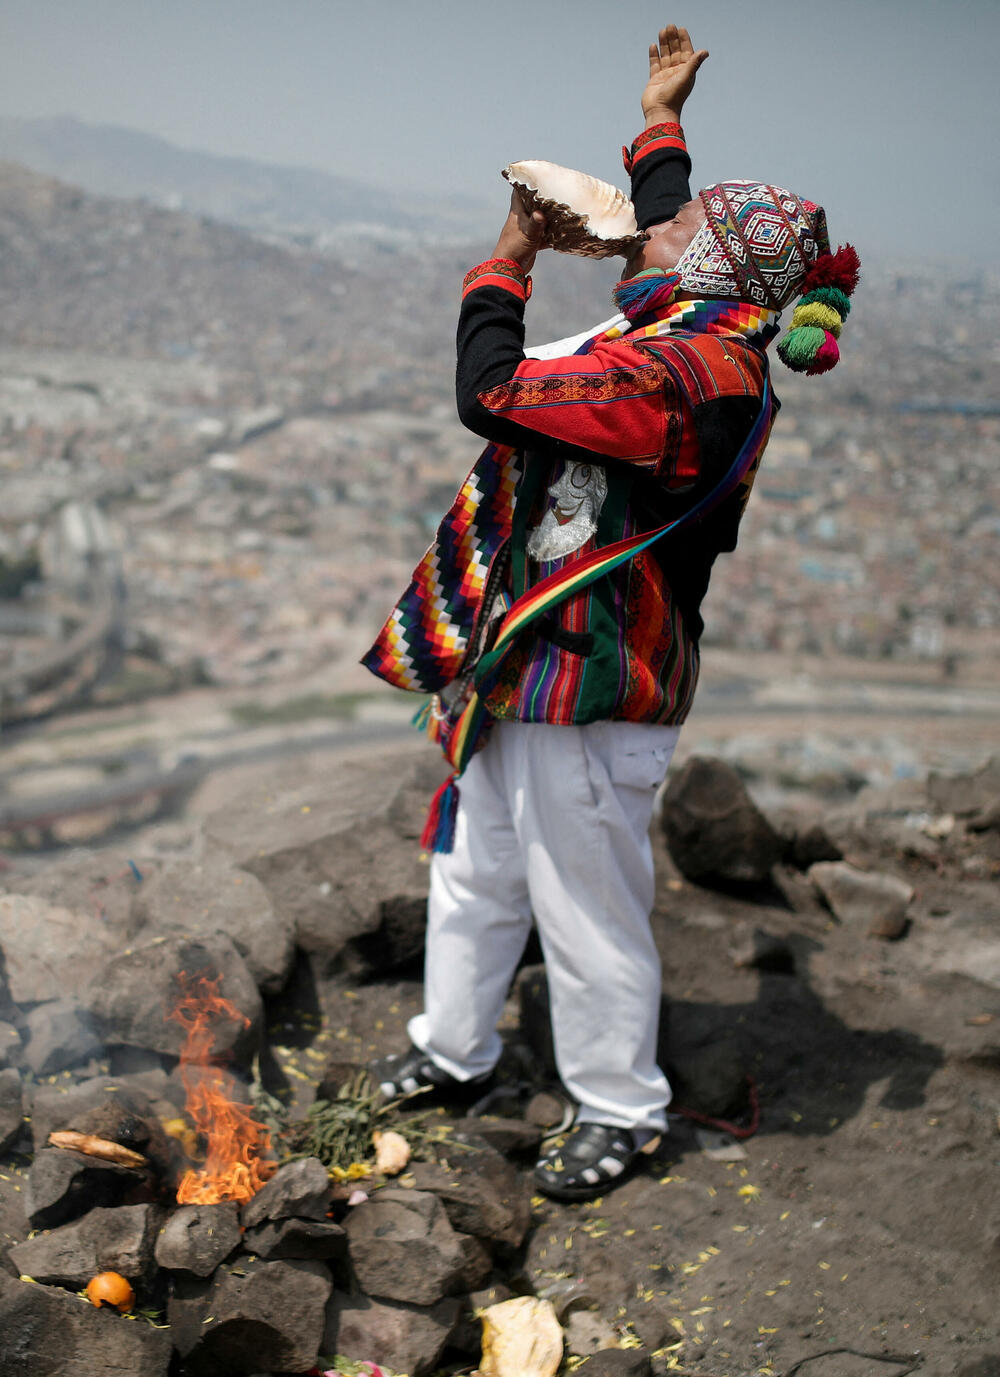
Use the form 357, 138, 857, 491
169, 971, 274, 1205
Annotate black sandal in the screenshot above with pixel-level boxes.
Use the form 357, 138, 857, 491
371, 1044, 494, 1105
534, 1122, 653, 1201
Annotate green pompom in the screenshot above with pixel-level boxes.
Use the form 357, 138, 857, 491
777, 324, 826, 369
801, 285, 851, 318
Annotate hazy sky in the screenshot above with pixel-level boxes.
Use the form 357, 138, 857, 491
1, 0, 997, 264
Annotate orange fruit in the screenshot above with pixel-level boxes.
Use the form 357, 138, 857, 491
85, 1271, 135, 1312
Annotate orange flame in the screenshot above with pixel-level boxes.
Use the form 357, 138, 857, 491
169, 971, 274, 1205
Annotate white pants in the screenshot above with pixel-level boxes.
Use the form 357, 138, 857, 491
407, 719, 680, 1131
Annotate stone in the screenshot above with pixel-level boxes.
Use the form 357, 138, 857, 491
953, 1358, 1000, 1377
29, 1075, 169, 1154
578, 1349, 652, 1376
84, 932, 261, 1059
564, 1309, 622, 1357
787, 819, 843, 870
203, 747, 443, 978
968, 798, 1000, 833
344, 1187, 467, 1305
659, 1004, 748, 1121
0, 1067, 23, 1153
131, 856, 294, 994
0, 1270, 172, 1376
0, 1019, 22, 1068
456, 1230, 492, 1289
0, 894, 118, 1004
0, 847, 148, 939
242, 1215, 346, 1261
660, 756, 783, 885
928, 756, 1000, 818
22, 999, 102, 1076
526, 1092, 567, 1129
240, 1156, 331, 1228
168, 1256, 332, 1376
26, 1148, 155, 1230
808, 860, 914, 939
407, 1149, 532, 1248
516, 964, 558, 1077
324, 1292, 459, 1377
9, 1202, 161, 1289
154, 1202, 242, 1275
449, 1115, 544, 1155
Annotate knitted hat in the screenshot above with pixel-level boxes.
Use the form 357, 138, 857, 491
676, 180, 860, 374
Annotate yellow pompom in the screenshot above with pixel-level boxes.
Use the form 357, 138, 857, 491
790, 301, 842, 336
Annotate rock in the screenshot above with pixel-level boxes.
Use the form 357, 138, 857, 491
9, 1202, 161, 1288
968, 798, 1000, 833
954, 1358, 1000, 1377
131, 857, 294, 994
449, 1115, 543, 1155
0, 1067, 24, 1153
450, 1280, 514, 1355
564, 1309, 621, 1357
787, 819, 843, 870
29, 1075, 170, 1154
659, 1004, 748, 1120
578, 1350, 652, 1376
517, 965, 558, 1077
660, 757, 783, 885
0, 894, 118, 1004
456, 1230, 493, 1289
170, 1261, 330, 1377
154, 1202, 242, 1275
242, 1215, 347, 1261
22, 999, 102, 1076
407, 1149, 532, 1248
203, 748, 442, 978
729, 928, 796, 974
526, 1092, 567, 1129
324, 1292, 459, 1377
344, 1187, 467, 1305
25, 1148, 154, 1230
928, 756, 1000, 818
84, 932, 261, 1059
168, 1256, 332, 1376
240, 1156, 331, 1228
0, 1271, 172, 1376
0, 1019, 22, 1068
0, 847, 148, 938
809, 860, 914, 939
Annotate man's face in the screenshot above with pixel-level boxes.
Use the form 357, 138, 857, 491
623, 197, 707, 278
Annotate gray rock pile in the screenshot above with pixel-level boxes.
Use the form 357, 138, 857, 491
0, 746, 998, 1375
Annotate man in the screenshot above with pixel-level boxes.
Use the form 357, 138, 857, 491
364, 25, 858, 1200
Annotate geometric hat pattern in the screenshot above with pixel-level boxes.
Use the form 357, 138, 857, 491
677, 181, 831, 312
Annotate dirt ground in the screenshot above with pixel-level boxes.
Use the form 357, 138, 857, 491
300, 814, 1000, 1377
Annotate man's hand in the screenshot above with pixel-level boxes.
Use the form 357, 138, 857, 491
641, 25, 709, 128
491, 191, 548, 274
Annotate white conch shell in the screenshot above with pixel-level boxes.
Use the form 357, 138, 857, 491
502, 160, 646, 259
478, 1296, 563, 1377
372, 1129, 411, 1176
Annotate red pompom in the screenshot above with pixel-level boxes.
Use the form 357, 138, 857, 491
803, 244, 861, 296
805, 331, 840, 375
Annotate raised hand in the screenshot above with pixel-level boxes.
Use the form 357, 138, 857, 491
641, 25, 709, 127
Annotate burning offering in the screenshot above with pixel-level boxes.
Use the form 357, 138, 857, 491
169, 971, 274, 1205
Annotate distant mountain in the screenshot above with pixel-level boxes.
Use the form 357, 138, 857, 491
0, 158, 476, 369
0, 114, 493, 244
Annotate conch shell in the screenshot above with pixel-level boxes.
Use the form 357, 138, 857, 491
502, 161, 646, 259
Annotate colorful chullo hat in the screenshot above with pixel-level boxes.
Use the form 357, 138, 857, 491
675, 180, 860, 374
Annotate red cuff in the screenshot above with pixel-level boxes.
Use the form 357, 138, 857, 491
622, 122, 686, 175
462, 258, 533, 302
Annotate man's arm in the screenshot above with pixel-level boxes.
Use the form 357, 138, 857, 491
626, 25, 708, 229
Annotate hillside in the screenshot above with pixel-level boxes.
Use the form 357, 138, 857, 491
0, 113, 494, 243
